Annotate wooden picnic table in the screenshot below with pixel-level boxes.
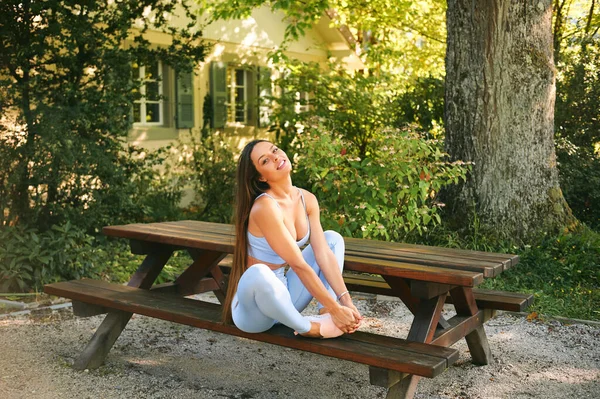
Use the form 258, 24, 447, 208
44, 220, 531, 399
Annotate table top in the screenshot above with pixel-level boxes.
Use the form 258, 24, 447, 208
104, 220, 518, 287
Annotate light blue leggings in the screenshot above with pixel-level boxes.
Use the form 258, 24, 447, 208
232, 230, 345, 334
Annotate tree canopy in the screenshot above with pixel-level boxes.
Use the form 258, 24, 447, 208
0, 0, 206, 231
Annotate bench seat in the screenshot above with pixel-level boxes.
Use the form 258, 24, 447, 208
343, 273, 534, 312
45, 279, 459, 378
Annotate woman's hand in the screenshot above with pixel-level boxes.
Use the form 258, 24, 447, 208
328, 304, 360, 333
339, 296, 362, 333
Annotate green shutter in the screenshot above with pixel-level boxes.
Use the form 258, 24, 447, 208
176, 71, 194, 129
210, 62, 227, 128
257, 67, 272, 128
246, 69, 257, 126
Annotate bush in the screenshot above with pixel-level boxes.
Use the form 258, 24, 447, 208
169, 133, 237, 223
555, 36, 600, 230
0, 223, 193, 292
392, 75, 445, 133
556, 146, 600, 230
268, 59, 398, 157
0, 0, 205, 232
417, 219, 600, 321
480, 228, 600, 320
292, 120, 471, 240
0, 224, 98, 292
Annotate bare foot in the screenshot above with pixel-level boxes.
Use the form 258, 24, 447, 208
298, 321, 322, 338
301, 313, 344, 338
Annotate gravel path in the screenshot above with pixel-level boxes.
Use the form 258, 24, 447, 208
0, 293, 599, 399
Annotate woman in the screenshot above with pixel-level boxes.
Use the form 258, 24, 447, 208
222, 140, 362, 338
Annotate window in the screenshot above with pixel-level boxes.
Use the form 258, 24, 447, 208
133, 61, 163, 125
227, 67, 251, 124
295, 91, 310, 114
210, 62, 272, 129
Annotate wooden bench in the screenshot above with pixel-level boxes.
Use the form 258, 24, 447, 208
46, 279, 458, 378
44, 220, 532, 399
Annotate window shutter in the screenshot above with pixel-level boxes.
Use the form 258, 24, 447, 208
246, 69, 257, 126
210, 62, 227, 128
176, 71, 194, 129
257, 67, 272, 128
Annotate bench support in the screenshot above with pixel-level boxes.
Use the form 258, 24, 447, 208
369, 367, 408, 388
450, 287, 492, 365
72, 247, 172, 370
72, 301, 107, 317
73, 311, 132, 370
384, 294, 447, 399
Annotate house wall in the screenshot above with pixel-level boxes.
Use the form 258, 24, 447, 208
129, 5, 340, 153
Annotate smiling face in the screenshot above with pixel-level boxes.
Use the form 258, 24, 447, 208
250, 141, 291, 183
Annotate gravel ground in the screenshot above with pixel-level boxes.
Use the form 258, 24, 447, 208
0, 293, 599, 399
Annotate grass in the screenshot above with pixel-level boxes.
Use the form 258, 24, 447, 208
478, 229, 600, 321
415, 224, 600, 321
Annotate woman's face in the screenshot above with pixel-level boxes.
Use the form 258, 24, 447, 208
250, 141, 291, 183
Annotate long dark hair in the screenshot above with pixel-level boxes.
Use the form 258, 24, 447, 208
222, 139, 270, 324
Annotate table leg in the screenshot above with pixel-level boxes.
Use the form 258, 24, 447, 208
381, 294, 447, 399
449, 286, 492, 365
72, 248, 173, 370
383, 276, 450, 329
179, 249, 228, 302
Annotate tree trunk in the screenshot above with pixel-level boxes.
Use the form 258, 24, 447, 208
444, 0, 575, 241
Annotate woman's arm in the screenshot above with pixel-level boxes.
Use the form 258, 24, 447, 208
303, 191, 362, 322
251, 199, 358, 332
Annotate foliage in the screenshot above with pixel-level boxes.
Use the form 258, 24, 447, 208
555, 26, 600, 229
0, 0, 205, 232
554, 0, 600, 229
329, 0, 447, 82
196, 0, 446, 81
197, 0, 329, 44
480, 228, 600, 321
392, 75, 445, 134
269, 59, 399, 156
0, 223, 97, 292
0, 224, 192, 292
413, 218, 600, 321
292, 119, 471, 240
169, 133, 237, 223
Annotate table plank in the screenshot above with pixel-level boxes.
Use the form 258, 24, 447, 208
344, 255, 483, 287
104, 223, 485, 286
174, 220, 518, 270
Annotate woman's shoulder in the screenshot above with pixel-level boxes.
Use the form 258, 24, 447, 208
250, 193, 280, 217
297, 188, 318, 210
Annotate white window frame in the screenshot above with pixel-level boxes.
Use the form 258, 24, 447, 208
295, 91, 310, 114
133, 61, 163, 126
226, 66, 249, 125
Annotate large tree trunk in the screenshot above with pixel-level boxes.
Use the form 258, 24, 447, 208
444, 0, 576, 241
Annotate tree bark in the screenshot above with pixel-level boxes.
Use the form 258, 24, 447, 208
444, 0, 576, 241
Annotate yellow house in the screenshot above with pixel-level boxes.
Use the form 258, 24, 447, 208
129, 6, 363, 151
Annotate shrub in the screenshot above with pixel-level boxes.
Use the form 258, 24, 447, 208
268, 59, 397, 157
555, 36, 600, 230
0, 0, 205, 232
0, 224, 97, 292
479, 228, 600, 320
392, 75, 445, 133
0, 224, 193, 292
170, 133, 237, 223
292, 120, 471, 240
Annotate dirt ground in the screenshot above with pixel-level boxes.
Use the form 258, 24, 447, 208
0, 293, 599, 399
